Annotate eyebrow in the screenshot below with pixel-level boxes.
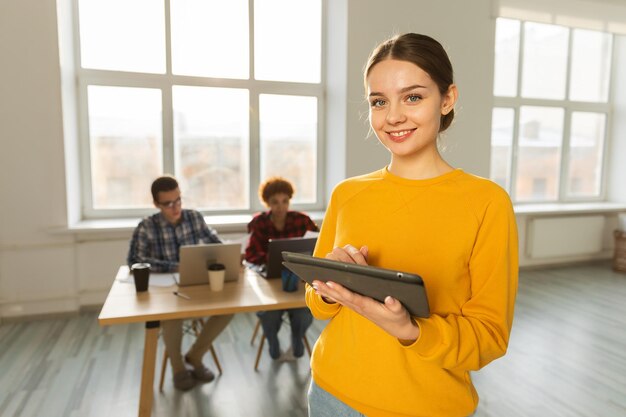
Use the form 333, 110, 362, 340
369, 84, 427, 97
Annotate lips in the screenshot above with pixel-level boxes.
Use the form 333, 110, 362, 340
387, 129, 414, 143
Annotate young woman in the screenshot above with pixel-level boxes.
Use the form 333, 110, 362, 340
306, 33, 519, 417
245, 177, 318, 360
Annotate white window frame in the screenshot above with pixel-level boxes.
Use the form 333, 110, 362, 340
493, 18, 614, 204
74, 0, 326, 219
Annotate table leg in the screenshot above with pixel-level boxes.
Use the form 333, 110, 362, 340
138, 321, 160, 417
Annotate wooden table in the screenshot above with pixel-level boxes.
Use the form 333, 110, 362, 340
98, 266, 307, 417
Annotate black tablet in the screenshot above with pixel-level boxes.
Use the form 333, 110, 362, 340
282, 251, 430, 317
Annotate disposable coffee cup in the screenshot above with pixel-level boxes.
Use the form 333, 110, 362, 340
131, 263, 151, 292
281, 269, 299, 292
208, 263, 225, 292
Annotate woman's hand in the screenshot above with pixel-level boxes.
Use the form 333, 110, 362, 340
326, 244, 369, 265
312, 244, 420, 343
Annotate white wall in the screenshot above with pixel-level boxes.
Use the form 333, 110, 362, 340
0, 0, 78, 318
609, 35, 626, 203
0, 0, 624, 320
342, 0, 494, 178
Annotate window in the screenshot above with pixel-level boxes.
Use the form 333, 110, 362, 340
490, 18, 612, 203
76, 0, 324, 217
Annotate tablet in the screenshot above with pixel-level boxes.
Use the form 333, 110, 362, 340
282, 251, 430, 317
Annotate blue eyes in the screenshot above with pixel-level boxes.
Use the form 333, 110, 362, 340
407, 94, 421, 103
369, 95, 422, 108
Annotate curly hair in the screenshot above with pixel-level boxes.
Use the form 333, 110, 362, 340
259, 176, 295, 206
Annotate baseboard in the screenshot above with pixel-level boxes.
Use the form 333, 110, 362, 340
519, 258, 612, 271
519, 250, 613, 268
0, 297, 79, 321
0, 289, 109, 322
0, 310, 82, 324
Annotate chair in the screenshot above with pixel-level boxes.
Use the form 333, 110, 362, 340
158, 318, 223, 392
251, 317, 312, 371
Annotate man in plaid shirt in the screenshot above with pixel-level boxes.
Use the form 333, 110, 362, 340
127, 175, 233, 391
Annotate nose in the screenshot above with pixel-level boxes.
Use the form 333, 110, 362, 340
386, 102, 406, 125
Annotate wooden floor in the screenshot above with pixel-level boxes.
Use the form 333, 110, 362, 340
1, 262, 625, 417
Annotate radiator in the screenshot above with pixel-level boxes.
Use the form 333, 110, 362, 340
527, 215, 605, 258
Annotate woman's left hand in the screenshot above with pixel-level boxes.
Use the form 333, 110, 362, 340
312, 279, 420, 343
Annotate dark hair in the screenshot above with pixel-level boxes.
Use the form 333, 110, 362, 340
259, 176, 294, 206
151, 175, 179, 202
364, 33, 455, 132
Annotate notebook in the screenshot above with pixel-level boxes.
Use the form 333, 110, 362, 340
178, 242, 241, 286
282, 251, 430, 317
255, 236, 318, 278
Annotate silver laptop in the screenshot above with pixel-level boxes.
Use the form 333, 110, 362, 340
178, 243, 241, 286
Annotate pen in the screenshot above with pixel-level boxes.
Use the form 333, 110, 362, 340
173, 291, 191, 300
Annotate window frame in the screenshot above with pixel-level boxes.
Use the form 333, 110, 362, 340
492, 18, 614, 204
75, 0, 326, 219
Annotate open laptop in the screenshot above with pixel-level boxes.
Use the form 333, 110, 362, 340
178, 242, 241, 286
255, 236, 317, 278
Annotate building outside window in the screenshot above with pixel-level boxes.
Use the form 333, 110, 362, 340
76, 0, 324, 218
491, 17, 612, 203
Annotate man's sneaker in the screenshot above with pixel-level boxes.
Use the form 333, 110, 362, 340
185, 355, 215, 382
173, 369, 196, 391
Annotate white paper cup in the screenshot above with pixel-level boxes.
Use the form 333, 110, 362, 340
208, 263, 225, 291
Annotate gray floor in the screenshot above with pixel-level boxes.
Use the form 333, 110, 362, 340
1, 262, 625, 417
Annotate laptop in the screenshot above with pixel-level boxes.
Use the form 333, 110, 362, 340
256, 236, 318, 278
178, 242, 241, 286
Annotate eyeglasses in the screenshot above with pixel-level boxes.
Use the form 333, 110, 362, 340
158, 196, 182, 209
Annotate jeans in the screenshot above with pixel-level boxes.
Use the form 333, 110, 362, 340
308, 379, 366, 417
309, 379, 475, 417
256, 307, 313, 359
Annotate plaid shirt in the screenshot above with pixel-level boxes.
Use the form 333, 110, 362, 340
245, 211, 318, 265
127, 209, 221, 272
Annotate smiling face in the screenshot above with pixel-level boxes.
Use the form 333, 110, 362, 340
366, 58, 457, 177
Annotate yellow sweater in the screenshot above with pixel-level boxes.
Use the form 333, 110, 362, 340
306, 168, 518, 417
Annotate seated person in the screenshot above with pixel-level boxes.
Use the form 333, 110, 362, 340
127, 175, 233, 391
245, 177, 317, 360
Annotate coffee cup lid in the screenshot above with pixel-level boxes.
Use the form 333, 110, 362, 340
131, 262, 151, 270
208, 263, 225, 271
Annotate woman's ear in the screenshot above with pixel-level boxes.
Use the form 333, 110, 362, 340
441, 84, 458, 115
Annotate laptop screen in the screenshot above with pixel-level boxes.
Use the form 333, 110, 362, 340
178, 242, 242, 286
264, 236, 317, 278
